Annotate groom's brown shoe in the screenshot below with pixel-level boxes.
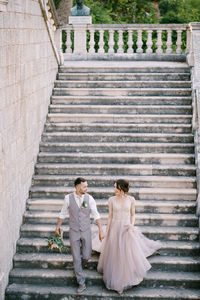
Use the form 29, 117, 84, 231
77, 283, 86, 294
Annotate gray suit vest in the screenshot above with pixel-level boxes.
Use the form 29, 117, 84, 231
68, 193, 91, 232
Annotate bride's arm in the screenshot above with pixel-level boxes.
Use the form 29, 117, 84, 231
106, 198, 113, 234
130, 199, 135, 226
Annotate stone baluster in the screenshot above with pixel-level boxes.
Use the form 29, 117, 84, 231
89, 29, 95, 54
98, 29, 104, 53
65, 28, 72, 53
176, 29, 182, 54
146, 30, 153, 54
156, 29, 163, 54
117, 29, 124, 54
136, 29, 143, 53
166, 29, 172, 54
108, 29, 115, 54
127, 29, 133, 54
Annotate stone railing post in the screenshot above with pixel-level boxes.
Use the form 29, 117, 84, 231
55, 28, 64, 65
186, 24, 193, 66
74, 24, 87, 54
68, 16, 92, 55
187, 23, 200, 87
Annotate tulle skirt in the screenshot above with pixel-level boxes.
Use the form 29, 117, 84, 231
92, 219, 162, 292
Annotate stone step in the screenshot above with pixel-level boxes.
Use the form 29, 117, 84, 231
13, 253, 200, 272
20, 224, 199, 241
32, 175, 196, 189
26, 198, 197, 214
23, 210, 198, 227
53, 87, 192, 97
59, 64, 190, 74
41, 132, 194, 144
5, 283, 200, 300
39, 142, 194, 153
47, 113, 192, 124
54, 80, 191, 89
57, 72, 191, 81
37, 152, 195, 165
16, 237, 200, 256
49, 104, 192, 115
8, 268, 200, 289
45, 122, 192, 134
51, 95, 192, 106
34, 164, 196, 177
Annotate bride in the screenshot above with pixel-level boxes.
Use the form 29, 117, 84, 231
93, 179, 162, 294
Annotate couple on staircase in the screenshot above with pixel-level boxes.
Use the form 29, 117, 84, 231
55, 177, 161, 295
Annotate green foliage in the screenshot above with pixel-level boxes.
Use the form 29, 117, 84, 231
73, 0, 159, 24
59, 0, 200, 24
54, 0, 61, 9
159, 0, 200, 23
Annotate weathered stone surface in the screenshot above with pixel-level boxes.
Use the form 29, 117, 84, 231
5, 61, 200, 300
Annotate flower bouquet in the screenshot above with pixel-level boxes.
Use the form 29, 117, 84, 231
47, 228, 66, 252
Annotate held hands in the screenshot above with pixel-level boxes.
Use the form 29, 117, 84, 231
99, 229, 105, 241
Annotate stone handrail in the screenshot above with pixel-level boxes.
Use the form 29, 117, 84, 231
61, 23, 188, 59
192, 88, 200, 218
188, 23, 200, 222
39, 0, 63, 64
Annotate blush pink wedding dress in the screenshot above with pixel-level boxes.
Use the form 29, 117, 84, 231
92, 196, 162, 292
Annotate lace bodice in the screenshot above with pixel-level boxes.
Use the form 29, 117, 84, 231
109, 196, 135, 221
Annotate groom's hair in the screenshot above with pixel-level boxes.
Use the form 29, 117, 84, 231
74, 177, 86, 186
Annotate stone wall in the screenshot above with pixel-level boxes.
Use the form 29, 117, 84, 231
0, 0, 58, 298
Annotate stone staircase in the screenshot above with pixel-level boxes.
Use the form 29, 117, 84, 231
5, 61, 200, 299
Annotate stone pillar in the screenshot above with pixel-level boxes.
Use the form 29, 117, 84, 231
55, 28, 64, 64
189, 23, 200, 89
187, 23, 200, 70
68, 16, 92, 55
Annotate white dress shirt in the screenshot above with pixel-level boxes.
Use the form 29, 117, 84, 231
59, 192, 100, 221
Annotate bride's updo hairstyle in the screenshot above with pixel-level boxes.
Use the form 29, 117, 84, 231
115, 179, 129, 193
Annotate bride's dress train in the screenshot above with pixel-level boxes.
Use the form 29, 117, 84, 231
92, 196, 162, 292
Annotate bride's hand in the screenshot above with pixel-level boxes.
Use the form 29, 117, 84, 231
99, 229, 105, 241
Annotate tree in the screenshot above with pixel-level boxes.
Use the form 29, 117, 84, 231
159, 0, 200, 23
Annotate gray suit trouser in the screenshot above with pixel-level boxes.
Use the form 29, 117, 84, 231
69, 228, 92, 285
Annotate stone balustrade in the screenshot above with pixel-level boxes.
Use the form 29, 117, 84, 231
60, 23, 188, 59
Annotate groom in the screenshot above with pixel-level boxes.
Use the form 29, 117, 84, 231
55, 177, 104, 294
